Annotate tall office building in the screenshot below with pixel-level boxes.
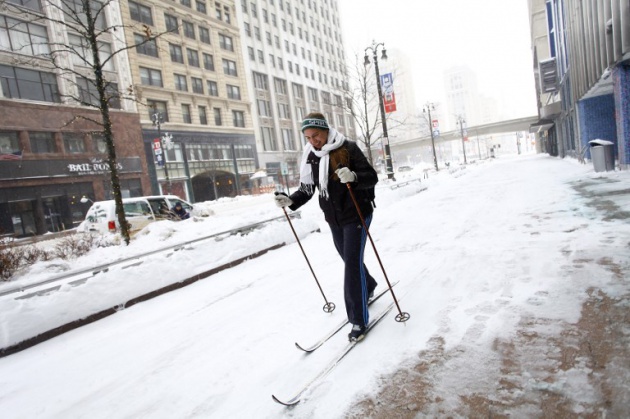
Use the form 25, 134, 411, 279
236, 0, 355, 187
122, 0, 257, 201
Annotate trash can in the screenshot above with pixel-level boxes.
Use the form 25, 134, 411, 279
589, 139, 615, 172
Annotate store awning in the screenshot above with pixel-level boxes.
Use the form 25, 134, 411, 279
529, 118, 555, 133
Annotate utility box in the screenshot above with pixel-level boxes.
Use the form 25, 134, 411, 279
589, 139, 615, 172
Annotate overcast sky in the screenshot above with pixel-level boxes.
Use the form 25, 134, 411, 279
338, 0, 538, 119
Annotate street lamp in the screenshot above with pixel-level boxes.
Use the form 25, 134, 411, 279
151, 107, 171, 194
423, 102, 439, 171
456, 115, 468, 164
364, 40, 394, 180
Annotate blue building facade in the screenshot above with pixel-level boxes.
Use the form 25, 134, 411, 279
531, 0, 630, 169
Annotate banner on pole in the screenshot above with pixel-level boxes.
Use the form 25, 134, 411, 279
153, 138, 164, 166
380, 73, 397, 113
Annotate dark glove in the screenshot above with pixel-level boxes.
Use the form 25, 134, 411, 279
274, 192, 293, 208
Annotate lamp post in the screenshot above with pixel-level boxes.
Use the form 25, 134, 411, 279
423, 102, 439, 171
456, 115, 468, 164
151, 107, 171, 194
364, 40, 394, 180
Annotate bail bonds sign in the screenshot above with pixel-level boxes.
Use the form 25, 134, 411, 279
380, 73, 397, 113
67, 158, 123, 175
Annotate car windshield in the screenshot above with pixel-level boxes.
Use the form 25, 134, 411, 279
123, 202, 151, 217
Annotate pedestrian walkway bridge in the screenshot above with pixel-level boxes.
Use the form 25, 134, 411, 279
388, 115, 539, 156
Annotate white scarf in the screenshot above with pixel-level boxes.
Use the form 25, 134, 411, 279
299, 128, 345, 199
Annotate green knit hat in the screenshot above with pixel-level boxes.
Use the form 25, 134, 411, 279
301, 116, 329, 132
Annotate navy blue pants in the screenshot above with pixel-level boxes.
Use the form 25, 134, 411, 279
329, 214, 377, 327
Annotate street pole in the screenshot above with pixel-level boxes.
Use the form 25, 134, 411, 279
365, 41, 394, 180
423, 103, 439, 171
152, 108, 171, 194
457, 116, 467, 164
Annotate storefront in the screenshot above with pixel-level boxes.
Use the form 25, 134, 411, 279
0, 101, 150, 238
143, 130, 259, 202
0, 157, 145, 237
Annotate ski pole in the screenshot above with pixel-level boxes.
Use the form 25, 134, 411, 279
276, 196, 336, 313
345, 182, 410, 323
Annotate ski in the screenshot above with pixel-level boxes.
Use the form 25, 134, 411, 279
272, 301, 395, 406
295, 281, 398, 353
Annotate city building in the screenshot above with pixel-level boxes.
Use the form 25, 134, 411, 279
0, 0, 149, 237
236, 0, 355, 188
122, 0, 258, 201
528, 0, 630, 168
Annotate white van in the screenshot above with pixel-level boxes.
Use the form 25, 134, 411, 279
79, 195, 196, 234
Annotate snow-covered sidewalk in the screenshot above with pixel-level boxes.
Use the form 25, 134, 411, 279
0, 154, 628, 418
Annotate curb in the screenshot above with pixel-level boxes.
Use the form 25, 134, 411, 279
0, 236, 313, 358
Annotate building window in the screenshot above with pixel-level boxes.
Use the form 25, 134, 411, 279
256, 99, 272, 117
274, 77, 287, 95
203, 53, 215, 71
215, 2, 222, 19
308, 87, 318, 102
147, 100, 169, 122
219, 34, 234, 51
222, 59, 237, 76
232, 110, 245, 127
183, 21, 195, 39
226, 84, 241, 100
253, 72, 268, 90
63, 132, 86, 154
4, 0, 42, 12
247, 46, 255, 60
281, 128, 295, 150
0, 16, 50, 56
174, 74, 187, 91
224, 5, 231, 23
68, 35, 114, 71
134, 33, 158, 57
199, 27, 211, 43
199, 106, 208, 125
277, 102, 291, 119
214, 107, 222, 125
29, 132, 56, 154
129, 1, 153, 25
0, 65, 60, 103
139, 67, 163, 86
196, 1, 207, 14
61, 0, 106, 29
261, 126, 277, 151
181, 104, 192, 123
92, 132, 107, 154
75, 77, 120, 109
187, 48, 200, 67
0, 131, 20, 156
164, 13, 179, 33
169, 44, 184, 63
257, 50, 264, 64
181, 0, 192, 7
191, 77, 204, 94
207, 80, 218, 96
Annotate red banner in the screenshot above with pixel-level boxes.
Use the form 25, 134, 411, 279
380, 73, 397, 113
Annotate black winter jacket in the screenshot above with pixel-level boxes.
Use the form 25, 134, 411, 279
289, 140, 378, 226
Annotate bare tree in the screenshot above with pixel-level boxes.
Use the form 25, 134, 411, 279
1, 0, 167, 244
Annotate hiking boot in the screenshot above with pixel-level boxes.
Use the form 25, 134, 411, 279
348, 324, 367, 342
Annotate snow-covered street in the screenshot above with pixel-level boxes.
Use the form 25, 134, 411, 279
1, 154, 629, 418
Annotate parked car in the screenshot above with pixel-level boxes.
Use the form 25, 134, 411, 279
78, 195, 196, 234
